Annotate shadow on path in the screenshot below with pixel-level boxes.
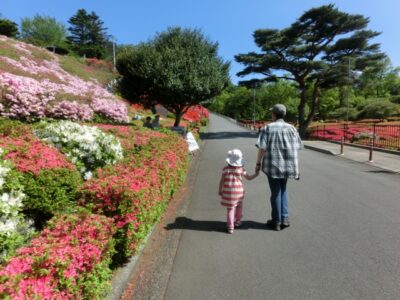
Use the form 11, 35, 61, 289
201, 131, 258, 140
165, 217, 267, 232
365, 169, 397, 175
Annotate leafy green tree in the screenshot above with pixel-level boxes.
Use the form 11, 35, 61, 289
355, 58, 400, 105
257, 81, 298, 121
356, 58, 390, 98
209, 81, 298, 122
357, 99, 400, 119
235, 4, 385, 137
221, 87, 258, 120
117, 27, 230, 126
207, 89, 231, 115
385, 67, 400, 96
67, 9, 108, 58
20, 15, 67, 51
0, 17, 19, 37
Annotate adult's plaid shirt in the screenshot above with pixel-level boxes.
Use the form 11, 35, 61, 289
256, 119, 303, 179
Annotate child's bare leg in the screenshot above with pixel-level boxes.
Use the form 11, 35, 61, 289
227, 207, 235, 233
234, 201, 243, 227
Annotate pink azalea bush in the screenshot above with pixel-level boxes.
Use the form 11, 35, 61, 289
0, 35, 129, 123
48, 101, 93, 121
91, 98, 129, 123
0, 73, 56, 120
0, 211, 116, 299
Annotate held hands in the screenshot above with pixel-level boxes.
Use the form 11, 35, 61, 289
246, 170, 259, 181
255, 163, 261, 174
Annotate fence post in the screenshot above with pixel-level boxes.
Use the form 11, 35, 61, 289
340, 137, 344, 155
343, 123, 345, 143
368, 124, 375, 162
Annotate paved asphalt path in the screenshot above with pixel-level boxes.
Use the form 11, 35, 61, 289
162, 114, 400, 300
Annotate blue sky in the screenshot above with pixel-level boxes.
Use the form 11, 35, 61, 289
1, 0, 399, 83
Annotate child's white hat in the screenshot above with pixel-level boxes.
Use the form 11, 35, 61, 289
226, 149, 243, 167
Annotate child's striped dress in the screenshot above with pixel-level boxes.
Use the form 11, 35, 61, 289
220, 165, 246, 208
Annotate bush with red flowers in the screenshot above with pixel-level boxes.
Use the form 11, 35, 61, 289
0, 119, 190, 297
183, 105, 209, 123
80, 127, 188, 265
0, 130, 82, 229
0, 210, 116, 299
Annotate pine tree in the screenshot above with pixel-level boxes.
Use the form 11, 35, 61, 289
236, 4, 386, 136
67, 9, 108, 58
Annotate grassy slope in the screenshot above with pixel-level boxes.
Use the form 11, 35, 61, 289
0, 36, 117, 86
59, 56, 117, 86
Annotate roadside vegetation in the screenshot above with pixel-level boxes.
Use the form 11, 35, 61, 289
0, 36, 208, 298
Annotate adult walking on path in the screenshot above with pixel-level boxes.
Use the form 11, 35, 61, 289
255, 104, 303, 231
120, 113, 400, 300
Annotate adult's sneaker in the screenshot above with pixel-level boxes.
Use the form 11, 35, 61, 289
266, 220, 280, 231
281, 219, 290, 229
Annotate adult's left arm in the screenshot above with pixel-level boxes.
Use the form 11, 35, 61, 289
255, 148, 265, 173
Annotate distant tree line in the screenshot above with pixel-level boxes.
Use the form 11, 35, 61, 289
0, 9, 113, 60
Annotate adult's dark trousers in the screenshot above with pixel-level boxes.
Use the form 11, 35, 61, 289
267, 176, 289, 224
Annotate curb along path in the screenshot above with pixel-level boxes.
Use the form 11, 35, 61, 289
303, 140, 400, 174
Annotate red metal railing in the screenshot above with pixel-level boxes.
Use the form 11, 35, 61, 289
309, 123, 400, 151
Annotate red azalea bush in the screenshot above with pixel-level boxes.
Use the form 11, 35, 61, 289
95, 124, 167, 153
309, 124, 400, 150
0, 133, 76, 175
0, 118, 191, 296
95, 124, 132, 138
0, 132, 82, 228
0, 211, 116, 299
183, 105, 209, 122
80, 129, 188, 265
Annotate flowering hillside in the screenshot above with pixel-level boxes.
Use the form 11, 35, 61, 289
0, 35, 129, 123
0, 120, 189, 298
0, 36, 197, 298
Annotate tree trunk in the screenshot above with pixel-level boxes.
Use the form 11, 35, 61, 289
298, 80, 320, 138
307, 81, 320, 122
297, 79, 308, 138
339, 87, 346, 106
173, 110, 183, 127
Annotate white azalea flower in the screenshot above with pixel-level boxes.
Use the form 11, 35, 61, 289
83, 171, 93, 180
35, 120, 124, 179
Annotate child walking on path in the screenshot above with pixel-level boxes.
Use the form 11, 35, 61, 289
219, 149, 258, 234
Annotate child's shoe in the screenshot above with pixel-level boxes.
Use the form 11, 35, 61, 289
234, 221, 242, 228
227, 228, 234, 234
